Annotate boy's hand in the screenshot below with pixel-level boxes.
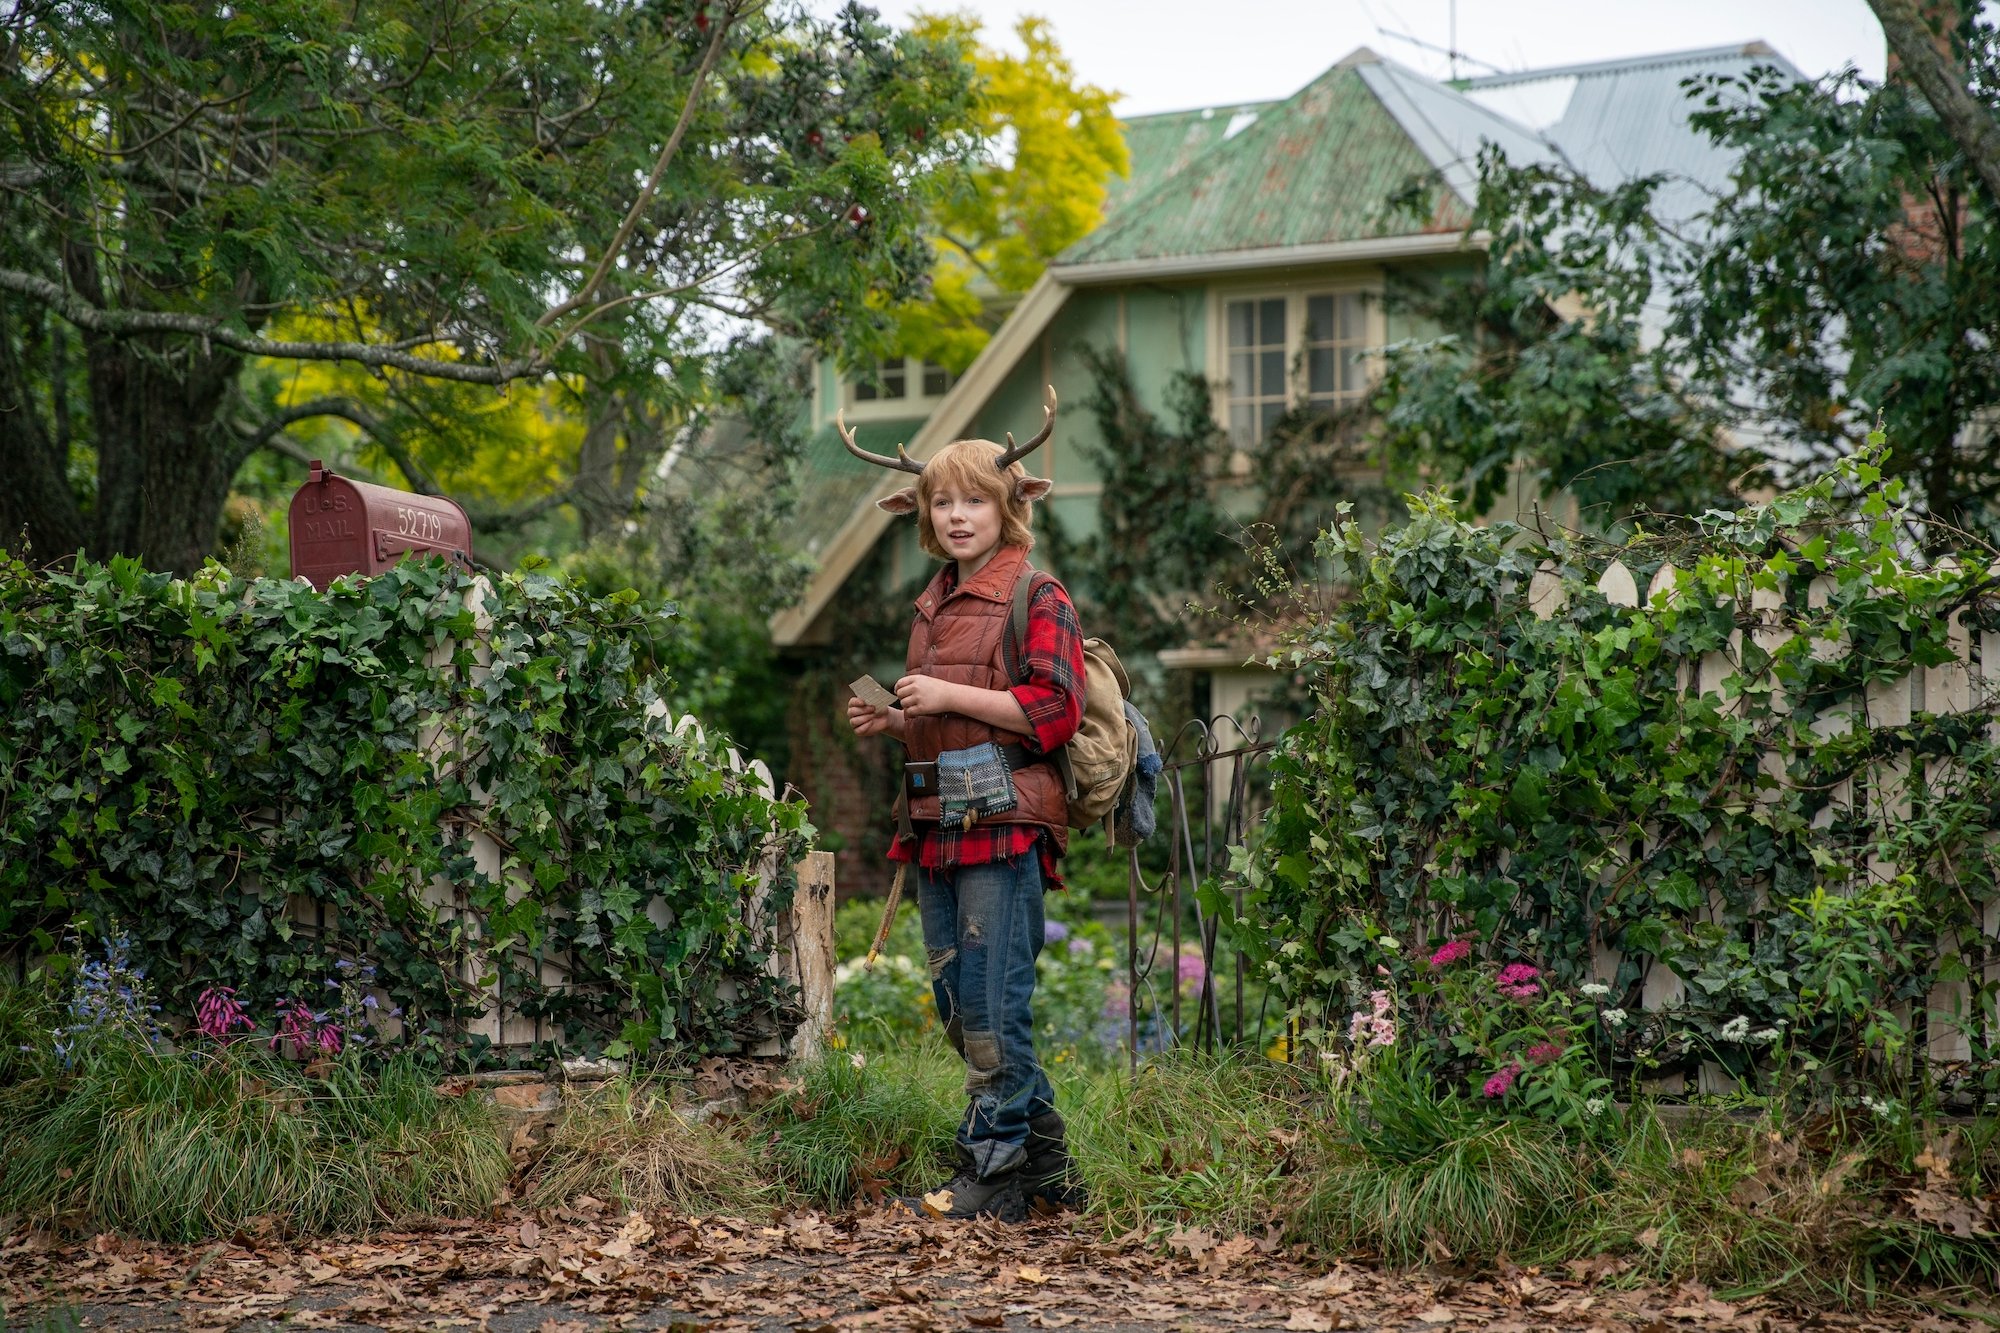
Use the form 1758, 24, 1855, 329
847, 695, 901, 738
893, 674, 960, 718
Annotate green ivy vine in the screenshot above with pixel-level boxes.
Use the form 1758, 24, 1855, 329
0, 553, 812, 1068
1234, 441, 2000, 1097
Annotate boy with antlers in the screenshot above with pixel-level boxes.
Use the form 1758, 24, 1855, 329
843, 386, 1087, 1222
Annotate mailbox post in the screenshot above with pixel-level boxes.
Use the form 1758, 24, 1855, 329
288, 460, 475, 590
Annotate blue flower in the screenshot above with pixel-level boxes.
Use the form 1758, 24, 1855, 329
1043, 920, 1070, 945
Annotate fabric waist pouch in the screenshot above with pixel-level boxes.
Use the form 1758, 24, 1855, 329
934, 741, 1019, 831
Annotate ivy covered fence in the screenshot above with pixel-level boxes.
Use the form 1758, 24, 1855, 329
1235, 445, 2000, 1101
0, 553, 814, 1068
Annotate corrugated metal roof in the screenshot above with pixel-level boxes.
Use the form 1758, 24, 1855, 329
1460, 41, 1805, 228
1105, 101, 1276, 216
792, 416, 928, 557
1356, 60, 1555, 205
1062, 50, 1469, 266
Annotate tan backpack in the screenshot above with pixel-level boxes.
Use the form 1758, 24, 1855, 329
1010, 570, 1139, 833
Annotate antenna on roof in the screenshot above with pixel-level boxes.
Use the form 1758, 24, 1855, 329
1367, 0, 1508, 81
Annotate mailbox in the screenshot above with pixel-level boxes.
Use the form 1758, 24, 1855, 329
288, 460, 474, 590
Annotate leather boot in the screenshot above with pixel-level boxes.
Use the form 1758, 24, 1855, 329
1022, 1110, 1087, 1212
900, 1146, 1029, 1222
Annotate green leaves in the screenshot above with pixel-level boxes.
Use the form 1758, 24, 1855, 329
1240, 454, 2000, 1092
0, 550, 810, 1069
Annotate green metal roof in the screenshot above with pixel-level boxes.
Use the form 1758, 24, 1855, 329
1062, 57, 1469, 266
793, 415, 928, 557
1104, 101, 1275, 217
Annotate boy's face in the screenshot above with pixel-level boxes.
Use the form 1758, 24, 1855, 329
927, 480, 1005, 568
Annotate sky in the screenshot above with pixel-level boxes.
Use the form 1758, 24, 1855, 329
836, 0, 1891, 116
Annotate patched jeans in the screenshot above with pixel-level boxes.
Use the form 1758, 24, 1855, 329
917, 853, 1056, 1181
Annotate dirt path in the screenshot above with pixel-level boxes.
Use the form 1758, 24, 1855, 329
0, 1207, 1978, 1333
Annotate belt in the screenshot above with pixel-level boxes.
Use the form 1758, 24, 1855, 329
896, 743, 1045, 842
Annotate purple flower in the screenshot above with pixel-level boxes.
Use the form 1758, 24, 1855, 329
1067, 937, 1093, 958
1525, 1041, 1563, 1066
1483, 1063, 1522, 1098
1043, 920, 1070, 945
1428, 939, 1471, 968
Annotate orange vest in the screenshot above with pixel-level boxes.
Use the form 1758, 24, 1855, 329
903, 544, 1069, 853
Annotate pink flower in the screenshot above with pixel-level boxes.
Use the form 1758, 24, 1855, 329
1482, 1063, 1522, 1098
1495, 963, 1541, 1001
194, 986, 253, 1041
1348, 990, 1397, 1048
1525, 1041, 1564, 1066
1428, 940, 1471, 968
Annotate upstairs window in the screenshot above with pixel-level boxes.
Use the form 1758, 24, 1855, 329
1219, 288, 1376, 446
1225, 297, 1288, 447
1304, 292, 1368, 410
851, 359, 907, 402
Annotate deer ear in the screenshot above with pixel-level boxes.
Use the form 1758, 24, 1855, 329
1015, 475, 1054, 504
876, 487, 919, 514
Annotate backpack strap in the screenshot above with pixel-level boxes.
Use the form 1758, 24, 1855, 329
1006, 564, 1077, 800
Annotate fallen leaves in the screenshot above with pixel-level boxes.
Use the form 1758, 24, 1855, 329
1, 1204, 1991, 1333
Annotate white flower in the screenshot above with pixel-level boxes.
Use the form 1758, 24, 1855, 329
1601, 1008, 1627, 1027
1580, 983, 1612, 1000
1749, 1028, 1781, 1046
1586, 1097, 1607, 1117
1377, 936, 1401, 951
1718, 1015, 1751, 1043
849, 1052, 866, 1070
1861, 1093, 1901, 1122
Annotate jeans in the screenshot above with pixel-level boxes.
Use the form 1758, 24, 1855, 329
917, 853, 1055, 1181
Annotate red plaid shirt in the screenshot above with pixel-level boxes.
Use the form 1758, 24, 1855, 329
887, 569, 1086, 887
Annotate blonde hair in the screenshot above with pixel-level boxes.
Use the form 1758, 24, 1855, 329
914, 439, 1038, 560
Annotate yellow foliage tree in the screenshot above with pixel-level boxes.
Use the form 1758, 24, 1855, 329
894, 15, 1128, 372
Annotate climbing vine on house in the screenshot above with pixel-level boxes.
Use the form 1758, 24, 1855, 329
0, 554, 811, 1067
1233, 440, 2000, 1097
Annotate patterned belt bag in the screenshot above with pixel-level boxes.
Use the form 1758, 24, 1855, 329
935, 742, 1019, 831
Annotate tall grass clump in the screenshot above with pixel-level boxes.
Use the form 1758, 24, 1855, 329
1293, 1053, 1580, 1265
757, 1039, 960, 1207
529, 1079, 769, 1214
0, 1038, 506, 1240
1065, 1048, 1311, 1237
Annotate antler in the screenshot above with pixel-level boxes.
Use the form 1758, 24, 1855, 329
994, 384, 1058, 469
836, 409, 925, 475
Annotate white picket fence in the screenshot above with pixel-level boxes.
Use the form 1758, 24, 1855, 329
1528, 555, 1996, 1088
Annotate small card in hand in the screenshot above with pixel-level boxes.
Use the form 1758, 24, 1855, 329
849, 674, 899, 710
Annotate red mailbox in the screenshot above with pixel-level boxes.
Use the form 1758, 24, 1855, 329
288, 460, 474, 591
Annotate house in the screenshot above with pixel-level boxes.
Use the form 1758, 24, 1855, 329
774, 41, 1803, 892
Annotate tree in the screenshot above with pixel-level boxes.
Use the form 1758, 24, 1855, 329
889, 14, 1127, 373
1372, 12, 2000, 540
1, 0, 979, 573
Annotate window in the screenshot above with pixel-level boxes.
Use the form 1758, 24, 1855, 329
851, 359, 907, 402
1304, 293, 1367, 410
1219, 289, 1374, 446
921, 360, 955, 396
1225, 297, 1288, 447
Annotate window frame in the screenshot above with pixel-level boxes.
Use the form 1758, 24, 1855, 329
1208, 282, 1382, 447
834, 355, 957, 423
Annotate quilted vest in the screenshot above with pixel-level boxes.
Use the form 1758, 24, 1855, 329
904, 543, 1069, 853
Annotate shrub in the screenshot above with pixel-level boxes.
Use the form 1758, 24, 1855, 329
0, 553, 811, 1066
1235, 445, 2000, 1102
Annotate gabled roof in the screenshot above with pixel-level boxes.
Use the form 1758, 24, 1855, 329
1105, 101, 1275, 215
1062, 48, 1552, 268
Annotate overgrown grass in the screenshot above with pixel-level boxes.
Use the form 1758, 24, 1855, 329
528, 1079, 769, 1215
1063, 1048, 1307, 1236
0, 1039, 507, 1240
756, 1038, 961, 1207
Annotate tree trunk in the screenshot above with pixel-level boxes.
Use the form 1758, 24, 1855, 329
1869, 0, 2000, 207
81, 331, 243, 577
